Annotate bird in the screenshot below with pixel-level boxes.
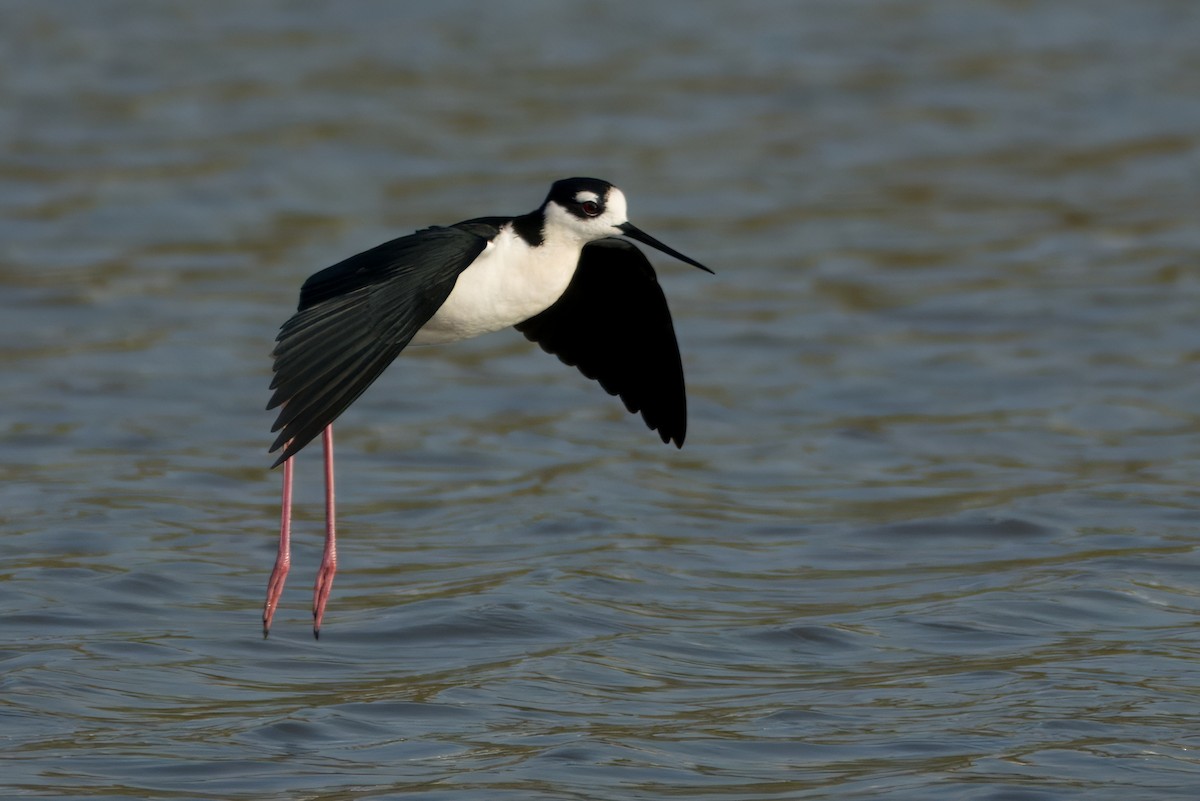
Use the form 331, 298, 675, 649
262, 177, 712, 638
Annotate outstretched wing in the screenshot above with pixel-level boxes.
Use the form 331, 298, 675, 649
267, 224, 496, 465
515, 237, 687, 447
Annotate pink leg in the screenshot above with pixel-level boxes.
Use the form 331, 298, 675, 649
263, 454, 294, 638
313, 424, 337, 638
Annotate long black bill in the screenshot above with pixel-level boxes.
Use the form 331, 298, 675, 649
618, 223, 714, 274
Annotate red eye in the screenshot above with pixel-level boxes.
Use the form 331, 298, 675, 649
581, 200, 601, 217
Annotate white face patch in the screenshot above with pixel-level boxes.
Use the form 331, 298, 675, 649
604, 187, 628, 223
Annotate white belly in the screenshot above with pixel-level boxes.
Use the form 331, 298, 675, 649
411, 227, 580, 346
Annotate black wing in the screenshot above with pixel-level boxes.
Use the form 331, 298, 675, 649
267, 223, 497, 465
515, 237, 687, 447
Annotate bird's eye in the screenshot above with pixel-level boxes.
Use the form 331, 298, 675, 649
580, 200, 601, 217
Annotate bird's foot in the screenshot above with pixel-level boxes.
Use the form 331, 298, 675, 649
312, 560, 336, 639
262, 556, 290, 638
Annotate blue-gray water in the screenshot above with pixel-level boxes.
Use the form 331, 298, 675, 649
3, 2, 1200, 799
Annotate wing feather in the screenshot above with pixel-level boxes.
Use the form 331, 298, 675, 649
515, 238, 687, 447
267, 224, 493, 465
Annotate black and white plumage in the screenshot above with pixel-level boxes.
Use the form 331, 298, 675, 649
515, 237, 688, 447
262, 177, 711, 638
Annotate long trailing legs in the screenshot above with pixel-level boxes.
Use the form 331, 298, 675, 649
263, 424, 338, 639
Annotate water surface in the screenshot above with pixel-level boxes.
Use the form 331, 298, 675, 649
3, 2, 1200, 799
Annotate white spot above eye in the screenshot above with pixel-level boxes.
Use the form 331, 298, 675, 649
574, 191, 601, 204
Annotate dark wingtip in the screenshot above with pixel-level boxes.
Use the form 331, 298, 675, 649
268, 436, 301, 469
656, 425, 685, 449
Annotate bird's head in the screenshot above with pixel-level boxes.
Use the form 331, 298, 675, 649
542, 177, 713, 273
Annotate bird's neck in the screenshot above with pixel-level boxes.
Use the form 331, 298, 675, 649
511, 211, 545, 248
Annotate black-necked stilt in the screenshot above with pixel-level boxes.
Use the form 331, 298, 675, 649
263, 177, 712, 637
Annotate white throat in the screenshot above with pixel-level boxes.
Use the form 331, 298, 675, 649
410, 223, 582, 346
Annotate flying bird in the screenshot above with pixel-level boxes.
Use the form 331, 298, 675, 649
263, 177, 711, 637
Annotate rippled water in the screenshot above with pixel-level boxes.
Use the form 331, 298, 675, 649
3, 1, 1200, 798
